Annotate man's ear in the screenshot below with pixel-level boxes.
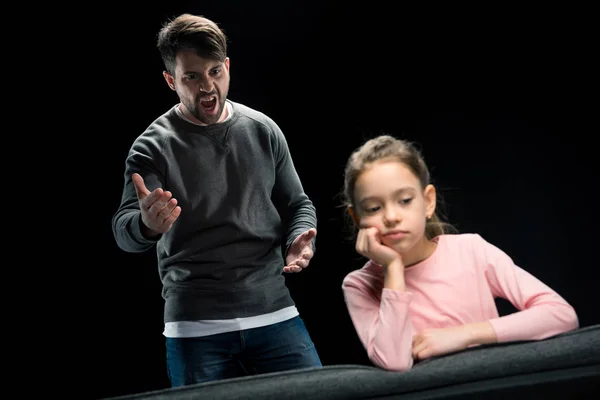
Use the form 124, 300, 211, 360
347, 206, 360, 227
424, 184, 437, 218
163, 71, 176, 91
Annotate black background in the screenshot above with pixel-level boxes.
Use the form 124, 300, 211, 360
63, 1, 597, 398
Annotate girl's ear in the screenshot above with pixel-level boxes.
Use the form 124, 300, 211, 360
347, 206, 360, 227
424, 184, 437, 218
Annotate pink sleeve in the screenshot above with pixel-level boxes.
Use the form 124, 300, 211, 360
477, 235, 579, 342
342, 275, 415, 371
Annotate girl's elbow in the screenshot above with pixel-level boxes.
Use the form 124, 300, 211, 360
369, 352, 413, 372
565, 307, 579, 331
550, 304, 579, 335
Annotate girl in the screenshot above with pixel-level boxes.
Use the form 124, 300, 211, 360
341, 135, 579, 372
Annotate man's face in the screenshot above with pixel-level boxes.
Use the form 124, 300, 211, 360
164, 49, 230, 125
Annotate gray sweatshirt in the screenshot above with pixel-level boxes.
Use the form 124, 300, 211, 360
112, 101, 317, 322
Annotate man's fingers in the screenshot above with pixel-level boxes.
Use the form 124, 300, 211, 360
136, 181, 182, 234
147, 190, 174, 214
303, 228, 317, 242
162, 205, 182, 227
154, 198, 180, 224
283, 265, 303, 273
132, 173, 151, 200
283, 256, 310, 273
295, 228, 316, 247
158, 198, 179, 217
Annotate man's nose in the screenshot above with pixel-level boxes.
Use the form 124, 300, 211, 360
198, 76, 214, 92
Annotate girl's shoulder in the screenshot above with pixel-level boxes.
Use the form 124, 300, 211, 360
437, 232, 487, 247
342, 260, 384, 290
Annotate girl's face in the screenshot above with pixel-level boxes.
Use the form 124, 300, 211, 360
350, 160, 436, 256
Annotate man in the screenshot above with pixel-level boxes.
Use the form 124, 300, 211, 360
112, 13, 322, 386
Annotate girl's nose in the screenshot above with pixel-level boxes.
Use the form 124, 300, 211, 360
383, 208, 400, 225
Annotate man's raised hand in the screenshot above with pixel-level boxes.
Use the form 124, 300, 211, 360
132, 173, 181, 236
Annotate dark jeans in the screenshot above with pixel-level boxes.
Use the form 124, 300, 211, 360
165, 316, 322, 386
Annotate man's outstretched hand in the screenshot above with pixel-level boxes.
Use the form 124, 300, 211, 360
284, 228, 317, 273
132, 173, 181, 236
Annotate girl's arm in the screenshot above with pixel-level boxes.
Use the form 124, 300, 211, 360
411, 321, 497, 361
479, 235, 579, 342
342, 266, 415, 371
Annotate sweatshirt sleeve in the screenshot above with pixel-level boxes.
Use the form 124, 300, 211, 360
342, 272, 415, 371
477, 235, 579, 342
269, 123, 317, 256
111, 133, 164, 253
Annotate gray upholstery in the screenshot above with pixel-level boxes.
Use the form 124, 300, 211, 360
107, 324, 600, 399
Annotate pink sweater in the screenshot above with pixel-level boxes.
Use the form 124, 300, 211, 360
341, 233, 579, 372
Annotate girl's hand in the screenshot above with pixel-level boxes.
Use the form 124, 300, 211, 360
356, 227, 402, 268
412, 326, 472, 361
